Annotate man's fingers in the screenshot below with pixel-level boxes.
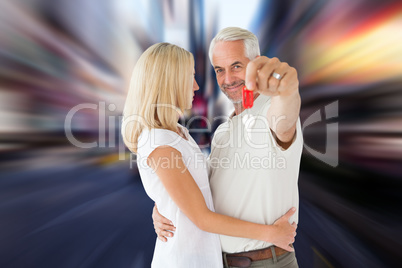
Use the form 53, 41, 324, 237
255, 57, 280, 93
154, 221, 176, 232
267, 62, 288, 94
153, 210, 172, 225
245, 56, 270, 90
160, 217, 174, 226
277, 66, 298, 96
159, 230, 174, 238
152, 204, 175, 227
247, 56, 292, 94
157, 235, 167, 242
152, 203, 158, 215
156, 229, 174, 242
245, 57, 299, 98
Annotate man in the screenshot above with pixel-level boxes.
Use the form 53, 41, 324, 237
153, 27, 303, 267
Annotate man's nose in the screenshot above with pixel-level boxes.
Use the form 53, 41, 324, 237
223, 71, 235, 85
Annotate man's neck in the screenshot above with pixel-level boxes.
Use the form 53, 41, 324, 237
233, 102, 244, 115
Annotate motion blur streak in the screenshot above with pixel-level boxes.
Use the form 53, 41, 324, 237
0, 0, 401, 267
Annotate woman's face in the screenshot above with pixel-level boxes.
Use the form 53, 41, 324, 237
187, 69, 199, 109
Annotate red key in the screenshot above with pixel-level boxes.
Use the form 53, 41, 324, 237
242, 86, 253, 108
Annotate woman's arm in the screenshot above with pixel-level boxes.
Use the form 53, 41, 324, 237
148, 146, 296, 251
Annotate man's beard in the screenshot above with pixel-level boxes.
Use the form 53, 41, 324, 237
220, 80, 244, 104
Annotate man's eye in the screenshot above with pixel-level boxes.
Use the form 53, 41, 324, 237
234, 65, 240, 69
216, 69, 222, 73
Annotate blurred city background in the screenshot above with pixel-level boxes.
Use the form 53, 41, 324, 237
1, 0, 401, 267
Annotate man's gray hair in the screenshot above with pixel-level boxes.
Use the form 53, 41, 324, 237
208, 27, 261, 65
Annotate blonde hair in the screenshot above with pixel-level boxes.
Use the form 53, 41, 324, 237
209, 27, 260, 64
121, 43, 194, 153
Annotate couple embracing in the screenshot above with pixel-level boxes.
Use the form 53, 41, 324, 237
122, 27, 302, 268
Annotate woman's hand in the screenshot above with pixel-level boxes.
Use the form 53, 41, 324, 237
149, 146, 298, 245
269, 207, 297, 252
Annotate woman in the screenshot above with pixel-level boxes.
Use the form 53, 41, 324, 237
121, 43, 296, 267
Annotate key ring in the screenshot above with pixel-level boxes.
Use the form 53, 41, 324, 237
242, 85, 253, 109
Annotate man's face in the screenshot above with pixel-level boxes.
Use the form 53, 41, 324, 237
212, 40, 251, 103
